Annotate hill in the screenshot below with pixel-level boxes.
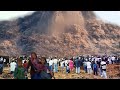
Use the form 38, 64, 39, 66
0, 11, 119, 57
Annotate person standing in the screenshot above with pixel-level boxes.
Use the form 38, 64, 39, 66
93, 61, 98, 75
65, 59, 69, 73
53, 57, 58, 73
75, 57, 80, 74
48, 58, 53, 72
69, 58, 74, 73
100, 59, 107, 79
27, 52, 41, 79
46, 57, 50, 66
10, 60, 17, 75
83, 61, 87, 73
23, 60, 28, 71
60, 60, 64, 73
108, 56, 112, 64
97, 58, 102, 76
3, 58, 6, 66
14, 58, 27, 79
58, 58, 61, 67
40, 57, 55, 79
86, 60, 92, 74
66, 63, 70, 74
111, 56, 115, 64
0, 57, 4, 74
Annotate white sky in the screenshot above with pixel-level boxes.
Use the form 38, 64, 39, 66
0, 11, 35, 21
0, 11, 119, 26
94, 11, 120, 25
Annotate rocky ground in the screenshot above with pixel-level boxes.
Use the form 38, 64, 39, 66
106, 64, 120, 79
0, 64, 119, 79
54, 70, 103, 79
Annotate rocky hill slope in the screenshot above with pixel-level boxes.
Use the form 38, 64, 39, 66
0, 11, 119, 57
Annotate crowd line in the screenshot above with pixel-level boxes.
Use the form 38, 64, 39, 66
0, 52, 119, 79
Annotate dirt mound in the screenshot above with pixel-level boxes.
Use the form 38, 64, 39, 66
107, 64, 120, 78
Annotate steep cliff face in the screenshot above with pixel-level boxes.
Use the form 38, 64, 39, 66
0, 11, 119, 57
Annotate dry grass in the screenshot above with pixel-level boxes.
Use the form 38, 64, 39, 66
1, 65, 119, 79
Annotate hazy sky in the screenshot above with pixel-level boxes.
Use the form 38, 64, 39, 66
94, 11, 120, 25
0, 11, 119, 25
0, 11, 35, 21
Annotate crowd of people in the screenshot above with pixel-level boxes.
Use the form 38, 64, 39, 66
0, 52, 119, 79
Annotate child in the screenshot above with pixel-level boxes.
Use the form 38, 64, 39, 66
14, 58, 27, 79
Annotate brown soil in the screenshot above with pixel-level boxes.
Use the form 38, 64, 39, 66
1, 64, 119, 79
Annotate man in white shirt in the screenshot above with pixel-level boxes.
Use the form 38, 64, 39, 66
22, 60, 25, 64
53, 58, 58, 64
64, 60, 69, 73
65, 60, 68, 67
4, 58, 6, 63
100, 60, 107, 79
46, 58, 50, 65
108, 57, 112, 64
10, 61, 17, 74
86, 60, 92, 74
60, 61, 65, 73
0, 57, 3, 61
49, 59, 53, 72
111, 56, 115, 64
53, 57, 58, 73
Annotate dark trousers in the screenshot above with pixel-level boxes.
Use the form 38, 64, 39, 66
93, 68, 98, 75
31, 73, 41, 79
0, 64, 3, 74
84, 66, 87, 73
